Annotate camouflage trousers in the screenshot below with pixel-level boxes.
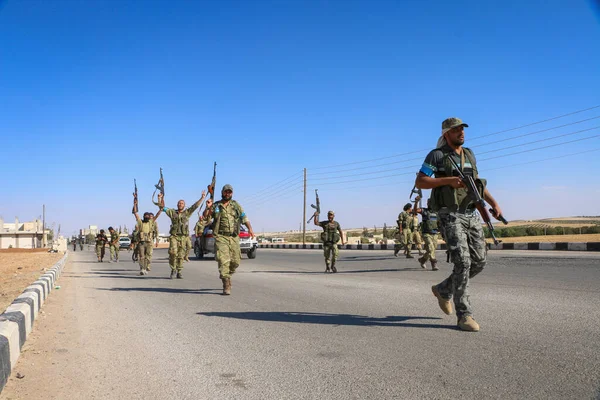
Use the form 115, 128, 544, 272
138, 242, 153, 271
412, 231, 423, 247
215, 235, 241, 279
95, 244, 105, 259
434, 211, 487, 319
420, 233, 438, 262
168, 235, 188, 271
109, 244, 119, 261
323, 242, 339, 266
393, 229, 413, 254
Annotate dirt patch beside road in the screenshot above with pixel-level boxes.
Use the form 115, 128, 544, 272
489, 234, 600, 244
0, 250, 64, 313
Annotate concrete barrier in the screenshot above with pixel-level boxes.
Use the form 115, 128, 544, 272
0, 253, 68, 394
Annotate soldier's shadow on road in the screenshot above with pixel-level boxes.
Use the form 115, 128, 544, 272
250, 267, 423, 275
197, 311, 453, 329
97, 287, 223, 295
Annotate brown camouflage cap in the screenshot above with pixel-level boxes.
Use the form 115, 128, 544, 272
442, 117, 469, 132
222, 184, 233, 192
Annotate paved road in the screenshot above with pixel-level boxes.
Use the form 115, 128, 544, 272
2, 248, 600, 399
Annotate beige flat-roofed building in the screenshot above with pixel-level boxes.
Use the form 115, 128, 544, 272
0, 217, 49, 249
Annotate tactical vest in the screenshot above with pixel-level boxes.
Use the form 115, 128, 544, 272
421, 210, 439, 234
213, 200, 243, 236
410, 215, 419, 230
139, 221, 155, 242
170, 211, 191, 236
320, 221, 341, 244
95, 234, 106, 246
429, 147, 486, 212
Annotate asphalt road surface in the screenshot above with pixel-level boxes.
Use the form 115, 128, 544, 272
2, 248, 600, 400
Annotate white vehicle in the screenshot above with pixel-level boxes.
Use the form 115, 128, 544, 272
194, 225, 257, 259
119, 237, 132, 249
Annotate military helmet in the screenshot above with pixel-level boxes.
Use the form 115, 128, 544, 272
222, 184, 233, 192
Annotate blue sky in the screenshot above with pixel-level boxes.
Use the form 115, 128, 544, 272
1, 0, 599, 236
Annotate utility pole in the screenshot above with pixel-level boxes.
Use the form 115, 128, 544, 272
302, 168, 307, 245
42, 204, 46, 247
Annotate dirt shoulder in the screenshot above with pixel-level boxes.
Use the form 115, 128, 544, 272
487, 233, 600, 244
0, 249, 64, 313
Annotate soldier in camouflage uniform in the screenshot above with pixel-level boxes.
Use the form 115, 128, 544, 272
393, 203, 414, 258
132, 205, 162, 275
415, 198, 440, 271
203, 184, 254, 295
313, 210, 345, 273
162, 191, 206, 279
95, 230, 108, 262
130, 227, 140, 262
410, 213, 424, 256
107, 227, 120, 262
416, 117, 503, 332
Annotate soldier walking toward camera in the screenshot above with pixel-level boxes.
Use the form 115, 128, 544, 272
107, 227, 120, 262
203, 184, 254, 295
163, 191, 207, 279
411, 213, 424, 256
79, 237, 84, 251
416, 198, 440, 271
95, 229, 108, 262
394, 203, 414, 258
72, 239, 77, 251
416, 117, 504, 332
130, 227, 140, 262
132, 203, 163, 275
313, 210, 345, 273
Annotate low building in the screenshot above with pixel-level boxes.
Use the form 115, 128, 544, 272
0, 217, 49, 249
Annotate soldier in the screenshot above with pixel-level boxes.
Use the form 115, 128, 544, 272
393, 203, 414, 258
132, 205, 163, 275
410, 212, 424, 256
193, 214, 210, 258
203, 184, 254, 295
130, 227, 140, 262
107, 227, 120, 262
313, 210, 345, 273
72, 239, 77, 251
415, 198, 440, 271
95, 229, 108, 262
416, 117, 503, 332
79, 237, 84, 251
163, 191, 207, 279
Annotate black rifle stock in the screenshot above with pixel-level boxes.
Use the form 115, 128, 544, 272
446, 156, 508, 245
132, 179, 138, 214
307, 189, 321, 223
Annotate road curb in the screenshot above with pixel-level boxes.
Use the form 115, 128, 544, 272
0, 252, 68, 394
258, 242, 600, 251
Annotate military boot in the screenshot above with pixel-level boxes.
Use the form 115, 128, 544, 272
431, 285, 453, 315
457, 316, 480, 332
418, 256, 427, 269
331, 261, 337, 273
393, 249, 399, 257
222, 278, 231, 295
431, 259, 439, 271
406, 253, 414, 259
170, 270, 176, 279
176, 271, 183, 279
325, 262, 331, 273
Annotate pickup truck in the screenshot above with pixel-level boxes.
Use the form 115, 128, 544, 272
193, 225, 257, 259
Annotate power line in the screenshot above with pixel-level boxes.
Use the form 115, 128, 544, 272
477, 126, 599, 156
243, 171, 304, 202
242, 170, 303, 201
480, 134, 600, 161
484, 148, 600, 172
309, 105, 599, 171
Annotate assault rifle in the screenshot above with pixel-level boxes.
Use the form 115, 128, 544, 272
447, 156, 508, 245
207, 162, 217, 200
132, 179, 138, 214
307, 189, 320, 223
152, 168, 165, 207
